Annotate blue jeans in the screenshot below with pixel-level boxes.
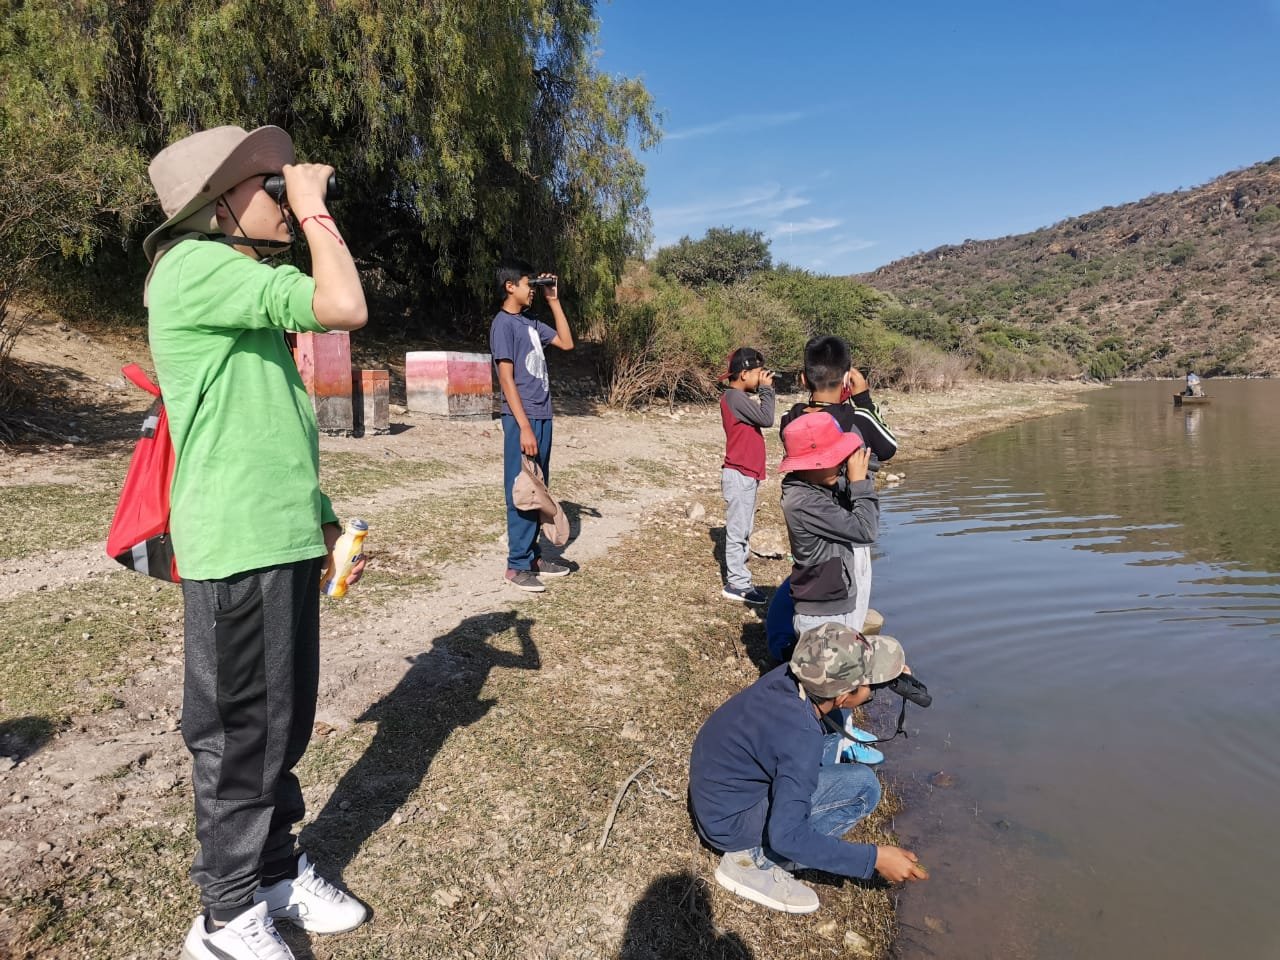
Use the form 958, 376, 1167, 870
502, 414, 552, 571
751, 722, 881, 871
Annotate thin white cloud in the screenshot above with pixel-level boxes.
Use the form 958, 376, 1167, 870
771, 217, 841, 237
802, 236, 878, 271
650, 183, 874, 273
665, 110, 809, 142
652, 184, 812, 242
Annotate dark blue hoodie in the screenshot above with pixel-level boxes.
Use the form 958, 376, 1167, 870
688, 664, 878, 879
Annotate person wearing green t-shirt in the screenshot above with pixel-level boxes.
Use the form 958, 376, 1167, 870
143, 126, 368, 960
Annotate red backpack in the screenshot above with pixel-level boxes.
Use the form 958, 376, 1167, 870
105, 364, 180, 582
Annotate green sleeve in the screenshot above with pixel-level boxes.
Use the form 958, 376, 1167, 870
176, 242, 325, 334
319, 492, 339, 527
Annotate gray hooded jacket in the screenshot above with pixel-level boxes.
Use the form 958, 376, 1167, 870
780, 476, 879, 616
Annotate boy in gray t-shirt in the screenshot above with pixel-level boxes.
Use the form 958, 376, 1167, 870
489, 257, 574, 593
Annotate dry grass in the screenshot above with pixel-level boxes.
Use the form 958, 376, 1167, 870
0, 382, 1103, 959
0, 575, 182, 728
0, 467, 125, 560
0, 429, 906, 960
319, 452, 451, 502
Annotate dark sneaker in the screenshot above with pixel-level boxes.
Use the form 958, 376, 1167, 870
505, 568, 546, 593
722, 585, 767, 605
713, 851, 820, 914
532, 558, 571, 578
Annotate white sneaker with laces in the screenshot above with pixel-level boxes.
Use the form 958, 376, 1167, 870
180, 901, 295, 960
713, 850, 820, 913
254, 852, 368, 934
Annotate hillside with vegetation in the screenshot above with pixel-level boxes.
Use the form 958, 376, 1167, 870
603, 228, 966, 407
859, 158, 1280, 380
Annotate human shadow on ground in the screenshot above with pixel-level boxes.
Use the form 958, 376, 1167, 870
4, 358, 150, 452
558, 499, 601, 551
299, 611, 540, 875
0, 716, 56, 761
616, 871, 754, 960
737, 593, 776, 674
707, 526, 727, 580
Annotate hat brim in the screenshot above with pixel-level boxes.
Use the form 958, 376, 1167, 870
541, 501, 570, 547
866, 635, 906, 685
779, 430, 863, 473
143, 126, 295, 262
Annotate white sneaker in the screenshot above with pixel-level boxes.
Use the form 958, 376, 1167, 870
180, 902, 295, 960
713, 850, 820, 914
254, 853, 368, 934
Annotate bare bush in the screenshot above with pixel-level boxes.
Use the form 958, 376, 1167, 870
604, 303, 719, 409
0, 263, 33, 419
892, 340, 970, 392
0, 117, 147, 437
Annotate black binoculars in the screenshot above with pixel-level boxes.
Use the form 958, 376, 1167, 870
262, 173, 340, 204
871, 672, 932, 708
529, 276, 557, 287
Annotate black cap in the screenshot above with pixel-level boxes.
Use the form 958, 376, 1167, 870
722, 347, 765, 380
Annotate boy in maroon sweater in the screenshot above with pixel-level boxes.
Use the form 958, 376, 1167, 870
719, 347, 775, 604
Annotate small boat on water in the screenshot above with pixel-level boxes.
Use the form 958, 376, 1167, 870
1174, 393, 1210, 406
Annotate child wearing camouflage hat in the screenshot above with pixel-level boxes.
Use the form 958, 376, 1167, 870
688, 623, 927, 914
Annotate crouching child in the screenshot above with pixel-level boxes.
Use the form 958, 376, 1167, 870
688, 623, 927, 913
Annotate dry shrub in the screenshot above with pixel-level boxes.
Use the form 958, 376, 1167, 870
0, 268, 35, 439
892, 340, 970, 392
604, 299, 719, 408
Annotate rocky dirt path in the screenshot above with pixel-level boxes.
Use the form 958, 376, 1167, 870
0, 403, 717, 868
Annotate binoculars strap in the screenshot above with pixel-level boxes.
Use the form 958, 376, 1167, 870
819, 698, 911, 745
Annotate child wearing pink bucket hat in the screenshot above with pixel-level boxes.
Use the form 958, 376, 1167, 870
779, 411, 879, 641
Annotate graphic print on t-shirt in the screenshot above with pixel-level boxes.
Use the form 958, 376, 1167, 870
524, 326, 548, 390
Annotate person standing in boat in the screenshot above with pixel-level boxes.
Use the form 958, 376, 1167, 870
1184, 371, 1204, 397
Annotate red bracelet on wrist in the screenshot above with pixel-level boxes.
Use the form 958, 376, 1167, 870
299, 214, 345, 246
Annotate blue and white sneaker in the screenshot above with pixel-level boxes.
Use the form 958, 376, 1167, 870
839, 741, 885, 765
844, 717, 879, 744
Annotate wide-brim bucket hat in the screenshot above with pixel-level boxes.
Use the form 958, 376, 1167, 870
143, 125, 295, 262
779, 411, 863, 473
512, 455, 570, 547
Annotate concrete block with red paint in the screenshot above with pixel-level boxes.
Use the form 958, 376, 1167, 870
353, 368, 390, 436
292, 331, 354, 434
405, 350, 493, 418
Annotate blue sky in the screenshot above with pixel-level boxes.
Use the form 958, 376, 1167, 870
594, 0, 1280, 275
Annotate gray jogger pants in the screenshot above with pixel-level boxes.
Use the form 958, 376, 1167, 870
181, 557, 323, 911
721, 467, 759, 590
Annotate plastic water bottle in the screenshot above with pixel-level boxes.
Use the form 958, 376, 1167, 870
322, 519, 368, 598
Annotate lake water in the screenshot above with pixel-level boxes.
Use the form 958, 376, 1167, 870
871, 380, 1280, 959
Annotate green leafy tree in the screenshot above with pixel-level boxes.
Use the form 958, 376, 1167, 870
652, 227, 772, 286
0, 0, 658, 331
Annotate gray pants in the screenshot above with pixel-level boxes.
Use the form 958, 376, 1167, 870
793, 546, 873, 635
181, 557, 323, 911
721, 468, 759, 590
